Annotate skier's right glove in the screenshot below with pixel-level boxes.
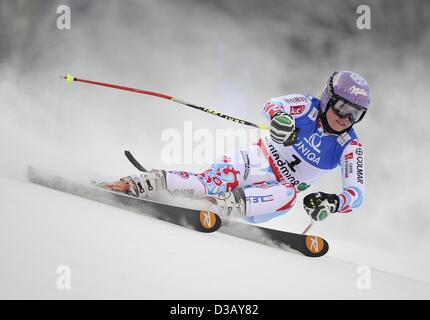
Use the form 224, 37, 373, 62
270, 113, 299, 146
303, 192, 340, 221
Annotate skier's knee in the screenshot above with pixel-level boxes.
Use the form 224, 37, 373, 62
197, 162, 241, 195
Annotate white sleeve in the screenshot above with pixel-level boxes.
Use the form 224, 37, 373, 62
337, 140, 365, 213
261, 94, 312, 120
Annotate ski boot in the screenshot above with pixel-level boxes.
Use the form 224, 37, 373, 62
207, 188, 246, 219
100, 170, 167, 199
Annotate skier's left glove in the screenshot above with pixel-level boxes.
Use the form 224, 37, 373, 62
303, 192, 339, 221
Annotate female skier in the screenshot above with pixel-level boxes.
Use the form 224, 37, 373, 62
102, 71, 370, 224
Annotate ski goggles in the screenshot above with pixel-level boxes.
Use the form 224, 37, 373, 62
330, 99, 367, 124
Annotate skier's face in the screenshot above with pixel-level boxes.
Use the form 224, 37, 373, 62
326, 106, 352, 132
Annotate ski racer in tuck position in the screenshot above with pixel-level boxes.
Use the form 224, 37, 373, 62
102, 71, 370, 224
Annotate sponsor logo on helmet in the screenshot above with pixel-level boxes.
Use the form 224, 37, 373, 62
349, 86, 369, 96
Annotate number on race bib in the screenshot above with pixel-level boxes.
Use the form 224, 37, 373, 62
287, 154, 301, 172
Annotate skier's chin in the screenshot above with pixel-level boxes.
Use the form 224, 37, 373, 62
329, 124, 352, 134
330, 122, 350, 133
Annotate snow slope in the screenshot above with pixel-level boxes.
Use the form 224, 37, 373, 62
1, 177, 429, 299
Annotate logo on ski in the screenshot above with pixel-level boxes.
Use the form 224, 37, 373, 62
199, 211, 216, 229
305, 235, 325, 254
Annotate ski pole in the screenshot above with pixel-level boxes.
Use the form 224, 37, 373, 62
62, 73, 269, 130
124, 150, 148, 172
302, 219, 314, 235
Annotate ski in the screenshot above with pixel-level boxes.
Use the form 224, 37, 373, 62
27, 167, 221, 233
28, 166, 328, 257
218, 220, 329, 257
